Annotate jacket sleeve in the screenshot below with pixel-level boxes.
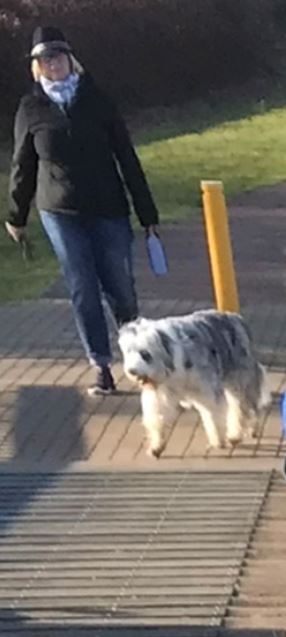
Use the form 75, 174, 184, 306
7, 98, 38, 227
107, 100, 159, 227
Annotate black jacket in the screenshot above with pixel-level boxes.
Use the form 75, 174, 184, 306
8, 74, 159, 227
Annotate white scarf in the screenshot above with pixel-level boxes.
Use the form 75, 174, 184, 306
40, 73, 80, 108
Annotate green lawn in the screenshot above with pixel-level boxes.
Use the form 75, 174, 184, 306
1, 99, 286, 302
0, 171, 59, 303
135, 105, 286, 220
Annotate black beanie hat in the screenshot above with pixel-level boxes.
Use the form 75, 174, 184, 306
30, 26, 72, 59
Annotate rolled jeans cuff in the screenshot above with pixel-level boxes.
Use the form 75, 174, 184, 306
89, 355, 112, 368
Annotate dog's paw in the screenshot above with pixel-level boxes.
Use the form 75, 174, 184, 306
226, 433, 243, 446
246, 424, 259, 439
206, 440, 226, 452
146, 442, 165, 459
151, 448, 162, 459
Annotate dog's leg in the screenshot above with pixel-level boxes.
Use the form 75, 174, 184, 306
224, 389, 244, 445
245, 409, 260, 439
246, 386, 270, 439
245, 365, 271, 439
140, 385, 177, 458
193, 396, 226, 449
257, 364, 271, 410
234, 364, 271, 441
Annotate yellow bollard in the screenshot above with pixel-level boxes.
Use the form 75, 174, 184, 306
201, 180, 240, 313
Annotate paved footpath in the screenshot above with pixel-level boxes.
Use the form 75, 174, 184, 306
0, 206, 286, 634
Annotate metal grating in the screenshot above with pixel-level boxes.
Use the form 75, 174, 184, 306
226, 470, 286, 631
0, 471, 270, 636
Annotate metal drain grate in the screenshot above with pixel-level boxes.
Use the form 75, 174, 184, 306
226, 470, 286, 631
0, 471, 270, 636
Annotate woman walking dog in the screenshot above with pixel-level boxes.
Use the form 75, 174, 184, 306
6, 26, 159, 395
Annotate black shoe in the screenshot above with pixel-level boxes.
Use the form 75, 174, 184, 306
87, 366, 116, 396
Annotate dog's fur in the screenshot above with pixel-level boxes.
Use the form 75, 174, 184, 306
118, 310, 270, 457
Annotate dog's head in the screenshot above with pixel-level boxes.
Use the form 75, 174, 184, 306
118, 317, 175, 386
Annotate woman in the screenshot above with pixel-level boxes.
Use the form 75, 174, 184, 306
6, 26, 159, 395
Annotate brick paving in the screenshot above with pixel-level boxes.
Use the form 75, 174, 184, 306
0, 298, 285, 472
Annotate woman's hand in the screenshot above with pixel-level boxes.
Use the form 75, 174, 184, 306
5, 222, 26, 243
145, 224, 159, 236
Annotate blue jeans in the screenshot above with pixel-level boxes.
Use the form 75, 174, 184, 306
40, 212, 138, 366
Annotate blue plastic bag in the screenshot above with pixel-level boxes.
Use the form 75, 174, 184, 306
146, 233, 168, 276
281, 392, 286, 438
280, 391, 286, 477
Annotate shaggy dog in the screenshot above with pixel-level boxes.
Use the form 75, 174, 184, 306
118, 310, 270, 457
